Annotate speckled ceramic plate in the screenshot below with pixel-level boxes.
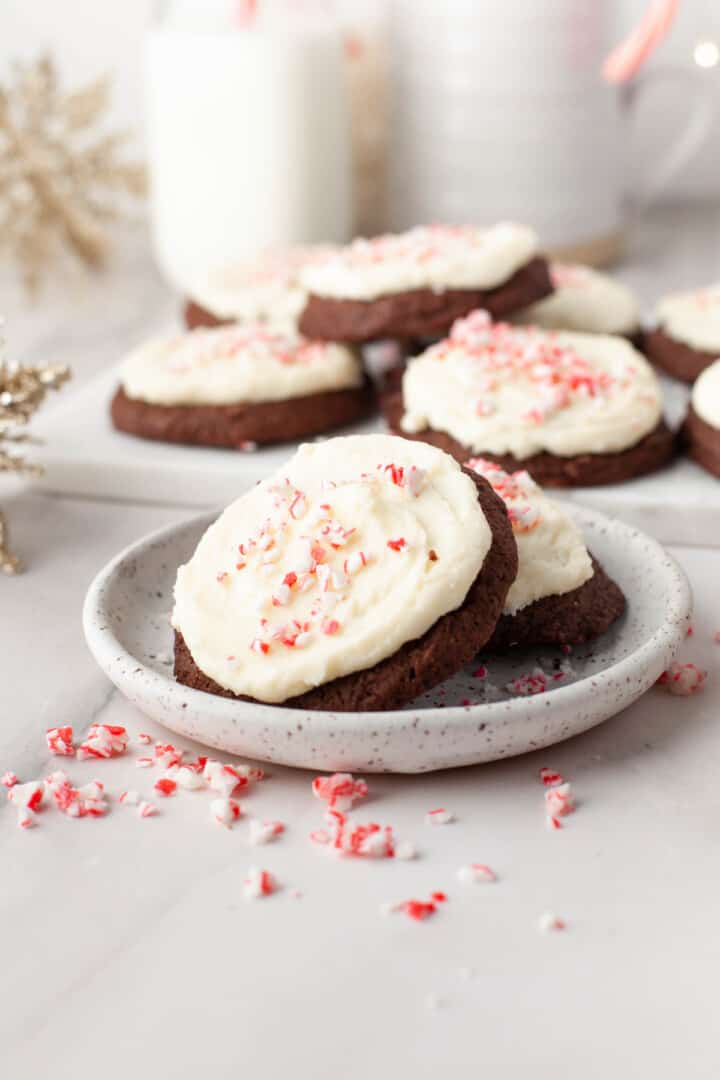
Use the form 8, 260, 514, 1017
83, 505, 692, 773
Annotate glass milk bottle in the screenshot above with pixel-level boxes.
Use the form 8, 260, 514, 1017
146, 0, 353, 295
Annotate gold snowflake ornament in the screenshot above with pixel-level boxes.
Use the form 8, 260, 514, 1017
0, 55, 146, 289
0, 323, 71, 572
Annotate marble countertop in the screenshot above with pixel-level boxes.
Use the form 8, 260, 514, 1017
1, 208, 719, 1079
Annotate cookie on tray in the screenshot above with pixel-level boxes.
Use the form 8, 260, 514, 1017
644, 283, 720, 382
512, 263, 641, 343
298, 223, 552, 343
111, 323, 374, 449
184, 246, 338, 331
382, 309, 675, 487
172, 434, 518, 712
468, 459, 625, 648
684, 358, 720, 478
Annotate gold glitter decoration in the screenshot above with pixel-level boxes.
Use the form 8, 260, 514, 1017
0, 55, 146, 289
0, 333, 71, 572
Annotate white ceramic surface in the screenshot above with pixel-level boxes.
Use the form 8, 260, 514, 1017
83, 504, 692, 773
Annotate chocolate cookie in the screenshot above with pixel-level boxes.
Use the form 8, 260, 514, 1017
184, 299, 226, 330
111, 380, 376, 449
684, 405, 720, 478
299, 257, 553, 343
381, 384, 676, 487
487, 557, 625, 650
642, 328, 716, 383
174, 470, 518, 711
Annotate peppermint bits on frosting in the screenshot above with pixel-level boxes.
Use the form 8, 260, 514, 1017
172, 435, 492, 704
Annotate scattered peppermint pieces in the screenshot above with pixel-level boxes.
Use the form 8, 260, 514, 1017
425, 808, 455, 825
244, 867, 277, 899
46, 726, 75, 756
249, 819, 285, 845
210, 797, 242, 827
538, 912, 567, 933
311, 772, 368, 811
456, 863, 497, 884
657, 662, 707, 696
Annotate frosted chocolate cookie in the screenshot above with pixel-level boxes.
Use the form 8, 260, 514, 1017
644, 284, 720, 382
685, 359, 720, 478
111, 324, 374, 448
468, 459, 625, 648
383, 310, 674, 487
512, 263, 641, 341
173, 434, 518, 711
184, 246, 338, 331
298, 223, 552, 342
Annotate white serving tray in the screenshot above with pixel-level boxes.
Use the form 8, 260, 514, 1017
32, 365, 718, 546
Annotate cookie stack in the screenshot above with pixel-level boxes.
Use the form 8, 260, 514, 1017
172, 434, 625, 711
111, 222, 554, 450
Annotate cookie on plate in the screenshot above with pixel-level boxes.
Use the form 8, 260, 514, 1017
512, 263, 641, 343
298, 223, 552, 343
111, 323, 374, 449
173, 434, 518, 711
382, 309, 675, 487
184, 246, 337, 331
684, 358, 720, 478
644, 284, 720, 382
468, 459, 625, 648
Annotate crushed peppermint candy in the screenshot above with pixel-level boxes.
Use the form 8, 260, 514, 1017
657, 662, 707, 696
244, 867, 277, 899
538, 912, 567, 933
249, 819, 285, 845
119, 789, 140, 805
311, 772, 368, 811
539, 766, 564, 787
1, 771, 18, 788
210, 797, 242, 827
311, 808, 396, 858
138, 800, 158, 819
76, 723, 128, 760
544, 782, 575, 824
456, 863, 497, 884
154, 777, 177, 798
46, 726, 75, 756
425, 808, 455, 825
384, 892, 448, 922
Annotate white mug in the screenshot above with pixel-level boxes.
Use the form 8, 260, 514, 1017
386, 0, 713, 263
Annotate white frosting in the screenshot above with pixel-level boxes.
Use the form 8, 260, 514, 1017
513, 264, 640, 336
189, 246, 337, 328
655, 284, 720, 353
400, 311, 662, 459
468, 459, 593, 615
691, 358, 720, 429
300, 223, 538, 301
172, 435, 492, 704
120, 324, 363, 407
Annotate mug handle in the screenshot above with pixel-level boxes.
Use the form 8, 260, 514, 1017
621, 64, 716, 220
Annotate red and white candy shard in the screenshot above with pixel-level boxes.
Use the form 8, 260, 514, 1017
538, 912, 566, 933
539, 766, 564, 787
425, 808, 455, 825
9, 780, 45, 812
154, 777, 177, 797
76, 723, 128, 760
154, 742, 184, 769
138, 800, 158, 818
385, 892, 447, 921
119, 789, 140, 805
176, 764, 206, 790
210, 797, 241, 827
544, 782, 575, 819
248, 819, 285, 845
203, 760, 255, 797
1, 771, 18, 788
311, 809, 396, 858
456, 863, 497, 884
43, 772, 108, 819
311, 772, 368, 811
46, 725, 75, 756
243, 867, 277, 899
657, 662, 707, 696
